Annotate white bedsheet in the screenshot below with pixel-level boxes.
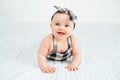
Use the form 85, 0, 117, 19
0, 21, 119, 80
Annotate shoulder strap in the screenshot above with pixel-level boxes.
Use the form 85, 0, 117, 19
67, 36, 72, 48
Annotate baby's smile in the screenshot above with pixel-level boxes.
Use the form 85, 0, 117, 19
57, 31, 66, 35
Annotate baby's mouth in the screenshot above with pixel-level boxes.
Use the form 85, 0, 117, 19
57, 32, 66, 35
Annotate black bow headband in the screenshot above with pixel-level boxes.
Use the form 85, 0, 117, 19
53, 6, 77, 21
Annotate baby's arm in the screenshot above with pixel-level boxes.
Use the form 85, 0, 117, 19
38, 36, 56, 73
66, 35, 81, 71
38, 53, 56, 73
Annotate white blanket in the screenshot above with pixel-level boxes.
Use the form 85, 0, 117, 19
0, 20, 119, 80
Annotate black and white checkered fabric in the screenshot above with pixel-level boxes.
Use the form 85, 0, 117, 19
47, 36, 72, 61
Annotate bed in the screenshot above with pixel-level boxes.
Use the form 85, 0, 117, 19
0, 16, 119, 80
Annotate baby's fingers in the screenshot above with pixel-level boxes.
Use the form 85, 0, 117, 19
65, 66, 78, 71
42, 66, 56, 73
49, 67, 56, 73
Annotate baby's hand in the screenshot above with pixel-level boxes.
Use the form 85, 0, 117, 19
41, 65, 56, 73
65, 64, 79, 71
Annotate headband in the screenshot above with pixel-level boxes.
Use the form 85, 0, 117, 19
53, 6, 77, 21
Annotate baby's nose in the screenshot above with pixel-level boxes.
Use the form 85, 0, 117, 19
59, 26, 65, 29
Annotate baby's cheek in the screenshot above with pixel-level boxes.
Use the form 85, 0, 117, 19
68, 31, 73, 35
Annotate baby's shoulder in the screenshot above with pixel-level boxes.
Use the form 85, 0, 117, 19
70, 34, 79, 44
70, 34, 77, 40
41, 34, 53, 42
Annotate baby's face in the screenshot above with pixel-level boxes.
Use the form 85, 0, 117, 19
50, 13, 74, 40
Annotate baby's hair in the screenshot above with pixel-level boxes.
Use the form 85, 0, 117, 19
51, 6, 77, 29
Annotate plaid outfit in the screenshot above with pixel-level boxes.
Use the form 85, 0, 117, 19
47, 35, 72, 61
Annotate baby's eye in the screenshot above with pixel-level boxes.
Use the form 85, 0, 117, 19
55, 23, 60, 26
65, 25, 69, 27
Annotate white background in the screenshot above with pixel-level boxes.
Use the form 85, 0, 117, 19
0, 0, 120, 23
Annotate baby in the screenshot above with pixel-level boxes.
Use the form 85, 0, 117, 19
38, 6, 81, 73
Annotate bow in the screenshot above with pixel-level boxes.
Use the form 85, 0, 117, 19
53, 6, 77, 21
